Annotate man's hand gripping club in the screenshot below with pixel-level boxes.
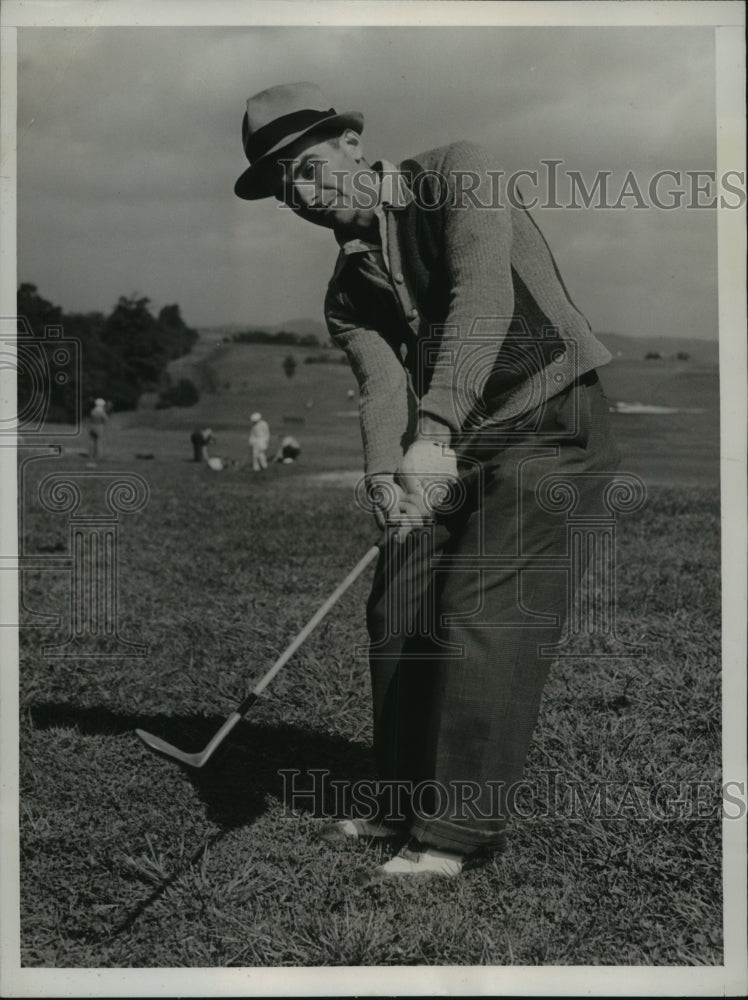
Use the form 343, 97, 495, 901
369, 434, 459, 543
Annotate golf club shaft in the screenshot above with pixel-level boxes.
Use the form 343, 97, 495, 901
239, 543, 380, 709
205, 545, 380, 755
136, 542, 381, 767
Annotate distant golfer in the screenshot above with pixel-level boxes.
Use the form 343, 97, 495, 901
235, 82, 619, 881
248, 412, 270, 471
88, 397, 109, 462
191, 427, 214, 462
276, 434, 301, 464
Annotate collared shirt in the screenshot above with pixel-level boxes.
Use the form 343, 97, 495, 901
336, 160, 412, 273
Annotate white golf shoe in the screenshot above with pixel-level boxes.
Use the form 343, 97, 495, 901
371, 842, 463, 879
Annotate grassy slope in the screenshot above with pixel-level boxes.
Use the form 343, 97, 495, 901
18, 338, 722, 967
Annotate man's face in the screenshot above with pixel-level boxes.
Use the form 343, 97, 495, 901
266, 131, 379, 235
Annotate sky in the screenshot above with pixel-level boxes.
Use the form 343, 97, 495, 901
15, 24, 721, 338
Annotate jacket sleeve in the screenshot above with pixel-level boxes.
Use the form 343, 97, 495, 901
325, 281, 416, 477
417, 142, 515, 435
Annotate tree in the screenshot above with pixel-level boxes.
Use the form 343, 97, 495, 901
157, 303, 199, 359
101, 295, 164, 402
17, 283, 74, 424
16, 284, 201, 420
156, 377, 200, 409
282, 354, 297, 379
100, 294, 199, 409
17, 282, 62, 329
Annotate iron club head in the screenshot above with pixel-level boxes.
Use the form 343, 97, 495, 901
135, 729, 209, 767
135, 710, 244, 768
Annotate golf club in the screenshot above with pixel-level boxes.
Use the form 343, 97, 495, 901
135, 543, 380, 767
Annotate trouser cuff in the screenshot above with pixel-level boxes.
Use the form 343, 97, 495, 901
409, 816, 508, 855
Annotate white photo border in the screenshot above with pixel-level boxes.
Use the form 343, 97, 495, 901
1, 2, 745, 997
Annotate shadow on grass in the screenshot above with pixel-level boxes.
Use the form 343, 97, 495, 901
27, 702, 375, 830
25, 703, 379, 947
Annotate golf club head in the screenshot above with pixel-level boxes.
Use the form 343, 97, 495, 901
135, 728, 208, 768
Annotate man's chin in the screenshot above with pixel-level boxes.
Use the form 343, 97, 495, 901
294, 204, 374, 235
306, 208, 357, 233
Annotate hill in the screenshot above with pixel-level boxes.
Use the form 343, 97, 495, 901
110, 329, 718, 490
200, 323, 718, 362
200, 318, 327, 343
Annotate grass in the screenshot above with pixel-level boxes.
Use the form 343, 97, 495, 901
16, 339, 723, 967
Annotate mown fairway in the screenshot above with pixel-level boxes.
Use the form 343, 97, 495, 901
18, 337, 722, 966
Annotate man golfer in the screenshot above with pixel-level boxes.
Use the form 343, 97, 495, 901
88, 397, 109, 462
235, 82, 620, 879
248, 412, 270, 471
191, 426, 214, 463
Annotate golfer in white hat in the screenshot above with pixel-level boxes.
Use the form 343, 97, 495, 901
88, 397, 109, 462
248, 411, 270, 471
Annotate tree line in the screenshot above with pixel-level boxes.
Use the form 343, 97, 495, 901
17, 283, 199, 422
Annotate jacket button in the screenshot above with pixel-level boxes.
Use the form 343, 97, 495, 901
393, 272, 404, 283
407, 309, 419, 321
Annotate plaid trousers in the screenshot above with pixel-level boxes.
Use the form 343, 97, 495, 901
366, 371, 621, 854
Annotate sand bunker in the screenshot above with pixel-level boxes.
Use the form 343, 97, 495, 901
305, 470, 363, 486
610, 402, 707, 414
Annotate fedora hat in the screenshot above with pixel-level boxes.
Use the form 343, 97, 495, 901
234, 82, 364, 200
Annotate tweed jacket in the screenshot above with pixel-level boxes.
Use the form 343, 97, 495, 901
324, 141, 612, 476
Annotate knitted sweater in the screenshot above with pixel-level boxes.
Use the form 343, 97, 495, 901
325, 141, 612, 476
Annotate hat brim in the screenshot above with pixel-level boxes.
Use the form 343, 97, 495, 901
234, 110, 364, 200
